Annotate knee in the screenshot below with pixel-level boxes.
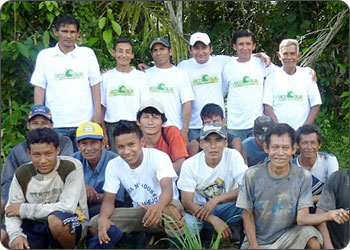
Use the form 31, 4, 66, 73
306, 237, 321, 249
1, 229, 9, 247
47, 214, 65, 233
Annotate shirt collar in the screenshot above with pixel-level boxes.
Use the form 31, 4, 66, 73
53, 43, 79, 57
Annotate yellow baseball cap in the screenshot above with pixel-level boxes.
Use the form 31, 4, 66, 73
76, 122, 103, 142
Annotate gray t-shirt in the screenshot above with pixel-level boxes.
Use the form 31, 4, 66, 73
242, 136, 268, 167
236, 161, 313, 245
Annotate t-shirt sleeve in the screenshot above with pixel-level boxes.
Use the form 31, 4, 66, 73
166, 127, 189, 161
297, 170, 314, 210
262, 74, 274, 106
221, 62, 230, 96
179, 70, 195, 104
100, 73, 107, 107
87, 48, 102, 86
30, 50, 47, 89
103, 158, 121, 194
177, 159, 197, 193
326, 155, 339, 178
231, 150, 248, 186
307, 77, 322, 107
236, 172, 254, 211
155, 151, 178, 181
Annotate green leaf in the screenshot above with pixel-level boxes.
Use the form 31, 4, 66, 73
39, 2, 45, 9
47, 13, 55, 23
102, 29, 112, 44
46, 2, 53, 12
111, 21, 121, 36
22, 1, 31, 11
16, 42, 29, 58
300, 20, 311, 31
87, 37, 99, 47
98, 17, 106, 29
43, 31, 50, 48
1, 40, 8, 51
107, 8, 114, 21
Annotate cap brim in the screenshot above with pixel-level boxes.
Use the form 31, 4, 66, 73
76, 135, 103, 142
150, 41, 169, 50
200, 131, 226, 140
28, 113, 53, 122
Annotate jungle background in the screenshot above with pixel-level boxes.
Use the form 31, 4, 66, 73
1, 1, 349, 170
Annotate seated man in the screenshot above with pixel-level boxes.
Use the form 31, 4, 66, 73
242, 115, 275, 167
71, 122, 127, 218
88, 120, 185, 248
187, 103, 247, 164
1, 104, 73, 216
316, 169, 350, 249
136, 99, 189, 173
1, 128, 88, 249
293, 124, 339, 211
237, 123, 348, 249
177, 122, 247, 244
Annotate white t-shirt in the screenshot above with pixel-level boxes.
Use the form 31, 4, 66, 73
101, 68, 150, 122
30, 43, 102, 128
103, 148, 179, 207
177, 147, 247, 205
263, 66, 322, 130
222, 57, 275, 130
145, 66, 195, 129
178, 55, 232, 129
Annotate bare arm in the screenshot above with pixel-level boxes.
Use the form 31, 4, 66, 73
172, 157, 185, 174
100, 106, 110, 150
303, 105, 320, 125
252, 52, 271, 67
242, 209, 259, 249
181, 101, 192, 144
316, 207, 334, 249
97, 192, 117, 244
34, 86, 45, 105
263, 104, 278, 123
297, 207, 349, 226
187, 140, 200, 157
91, 83, 102, 125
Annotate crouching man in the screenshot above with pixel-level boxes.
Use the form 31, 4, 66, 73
88, 120, 185, 248
1, 128, 88, 249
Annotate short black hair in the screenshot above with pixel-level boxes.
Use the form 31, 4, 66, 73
200, 103, 224, 121
136, 107, 167, 123
113, 38, 134, 53
232, 29, 256, 44
296, 124, 322, 144
54, 15, 80, 32
26, 128, 59, 150
113, 120, 142, 139
265, 123, 296, 148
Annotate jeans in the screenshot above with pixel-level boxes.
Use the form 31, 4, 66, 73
54, 127, 78, 152
227, 128, 253, 141
188, 128, 201, 142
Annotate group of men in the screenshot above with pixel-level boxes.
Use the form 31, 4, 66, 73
1, 14, 349, 250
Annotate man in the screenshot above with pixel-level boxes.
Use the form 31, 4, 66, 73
316, 169, 350, 249
263, 39, 322, 130
222, 30, 276, 141
31, 15, 102, 151
236, 123, 348, 249
101, 38, 150, 152
1, 104, 73, 216
1, 128, 89, 249
293, 124, 339, 209
88, 120, 185, 247
71, 122, 127, 218
178, 122, 247, 243
145, 37, 195, 143
187, 103, 247, 164
242, 115, 275, 167
136, 99, 189, 173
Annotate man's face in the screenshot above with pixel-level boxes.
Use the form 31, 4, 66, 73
190, 42, 212, 64
233, 36, 256, 62
202, 115, 225, 126
54, 24, 79, 50
28, 143, 60, 174
27, 116, 53, 131
114, 133, 143, 169
113, 42, 134, 67
264, 133, 296, 169
298, 133, 321, 159
137, 112, 164, 136
200, 133, 228, 164
151, 43, 172, 68
77, 138, 103, 162
278, 45, 300, 71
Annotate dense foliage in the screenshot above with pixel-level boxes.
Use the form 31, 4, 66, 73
1, 1, 349, 168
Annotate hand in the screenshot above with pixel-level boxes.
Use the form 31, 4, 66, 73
305, 67, 317, 82
210, 216, 232, 241
103, 136, 110, 150
85, 185, 99, 203
137, 63, 150, 72
181, 129, 189, 145
10, 236, 30, 249
91, 110, 102, 125
98, 216, 113, 244
194, 198, 218, 221
5, 203, 21, 217
139, 203, 162, 227
329, 209, 349, 224
254, 52, 271, 67
101, 68, 111, 74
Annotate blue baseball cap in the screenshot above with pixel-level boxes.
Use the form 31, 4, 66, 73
28, 104, 53, 123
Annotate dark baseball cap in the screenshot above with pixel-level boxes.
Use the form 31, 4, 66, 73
150, 37, 171, 50
200, 122, 227, 140
28, 104, 53, 123
254, 115, 275, 141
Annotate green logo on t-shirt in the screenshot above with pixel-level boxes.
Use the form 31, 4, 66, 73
233, 76, 258, 87
55, 69, 84, 80
193, 74, 219, 86
277, 91, 303, 102
149, 83, 174, 93
109, 85, 134, 96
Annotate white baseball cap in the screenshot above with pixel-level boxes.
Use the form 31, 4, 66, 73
189, 32, 211, 46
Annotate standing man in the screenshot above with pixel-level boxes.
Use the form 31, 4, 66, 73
145, 37, 195, 143
101, 38, 150, 152
31, 15, 102, 151
263, 39, 322, 130
1, 104, 73, 216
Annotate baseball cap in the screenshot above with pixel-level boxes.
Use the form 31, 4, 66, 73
254, 116, 275, 141
28, 104, 53, 123
200, 122, 227, 140
138, 99, 165, 114
76, 122, 103, 142
189, 32, 211, 46
150, 37, 171, 50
